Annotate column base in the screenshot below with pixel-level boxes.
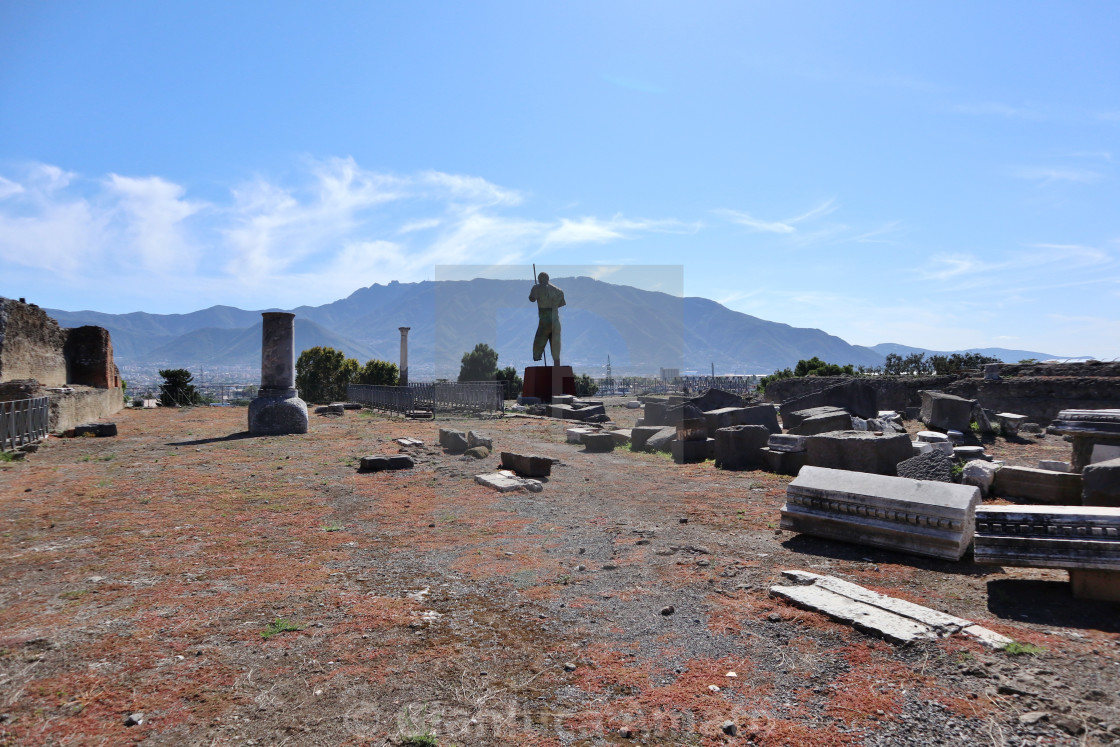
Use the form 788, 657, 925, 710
522, 366, 576, 403
249, 393, 309, 435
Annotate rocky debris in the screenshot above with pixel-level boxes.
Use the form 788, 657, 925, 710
645, 426, 679, 453
566, 427, 595, 444
438, 428, 469, 453
73, 422, 117, 437
919, 390, 976, 432
359, 454, 414, 472
895, 449, 954, 483
961, 459, 1001, 498
713, 425, 768, 470
770, 570, 1011, 647
1082, 457, 1120, 507
626, 400, 642, 409
1020, 422, 1043, 433
464, 446, 490, 459
395, 437, 424, 447
581, 433, 615, 453
474, 472, 543, 493
779, 380, 879, 422
466, 431, 492, 450
500, 451, 553, 477
804, 430, 913, 476
313, 404, 345, 415
124, 713, 144, 726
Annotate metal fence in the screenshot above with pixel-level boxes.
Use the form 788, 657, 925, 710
1, 396, 50, 451
348, 381, 505, 415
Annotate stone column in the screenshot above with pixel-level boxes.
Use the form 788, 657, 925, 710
249, 312, 308, 435
398, 327, 410, 387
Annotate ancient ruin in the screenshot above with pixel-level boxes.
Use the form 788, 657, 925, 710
247, 312, 308, 435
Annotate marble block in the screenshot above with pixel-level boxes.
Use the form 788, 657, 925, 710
974, 505, 1120, 571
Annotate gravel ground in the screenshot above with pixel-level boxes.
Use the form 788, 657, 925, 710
0, 404, 1117, 746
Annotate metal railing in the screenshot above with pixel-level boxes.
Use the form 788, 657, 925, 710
348, 381, 505, 415
1, 396, 50, 451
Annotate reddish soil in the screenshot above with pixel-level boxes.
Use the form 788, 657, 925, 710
1, 405, 1118, 746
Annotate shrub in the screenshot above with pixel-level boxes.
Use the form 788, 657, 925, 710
296, 346, 359, 403
458, 343, 499, 382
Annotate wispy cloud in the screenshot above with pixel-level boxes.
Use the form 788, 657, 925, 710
1014, 166, 1105, 184
714, 198, 836, 235
954, 102, 1045, 120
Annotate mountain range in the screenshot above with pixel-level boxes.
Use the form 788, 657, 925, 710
42, 278, 1062, 377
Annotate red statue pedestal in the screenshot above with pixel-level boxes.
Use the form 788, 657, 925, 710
522, 365, 575, 403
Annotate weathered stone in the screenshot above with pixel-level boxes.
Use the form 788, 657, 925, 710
789, 410, 853, 436
1082, 457, 1120, 507
314, 404, 345, 414
760, 447, 807, 476
895, 449, 954, 483
974, 505, 1120, 572
911, 441, 933, 456
606, 429, 631, 445
672, 437, 714, 464
714, 425, 769, 470
930, 441, 954, 456
1050, 409, 1120, 472
359, 455, 390, 472
475, 473, 532, 492
804, 431, 914, 476
73, 422, 117, 438
552, 394, 575, 405
946, 430, 965, 444
961, 460, 1001, 498
1070, 569, 1120, 603
626, 400, 642, 409
688, 388, 745, 412
991, 466, 1083, 504
779, 380, 879, 423
395, 437, 424, 447
645, 426, 678, 452
1038, 459, 1070, 472
438, 428, 469, 453
953, 446, 987, 461
996, 412, 1028, 435
464, 446, 490, 459
917, 431, 948, 443
919, 390, 976, 432
972, 406, 996, 434
783, 405, 847, 431
467, 431, 492, 450
781, 466, 980, 560
630, 426, 663, 451
702, 407, 751, 433
500, 451, 553, 477
676, 417, 708, 442
566, 427, 595, 444
768, 433, 807, 452
581, 433, 616, 453
387, 455, 414, 470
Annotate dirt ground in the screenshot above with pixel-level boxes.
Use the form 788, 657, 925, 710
2, 402, 1118, 746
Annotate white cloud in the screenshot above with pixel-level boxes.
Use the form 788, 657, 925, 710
1014, 166, 1104, 184
0, 177, 25, 199
715, 199, 836, 235
106, 174, 205, 273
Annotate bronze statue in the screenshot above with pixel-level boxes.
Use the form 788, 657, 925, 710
529, 271, 565, 366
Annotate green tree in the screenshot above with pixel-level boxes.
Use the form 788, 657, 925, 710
158, 368, 202, 407
574, 373, 599, 397
495, 365, 523, 400
356, 359, 399, 386
458, 343, 499, 382
296, 346, 359, 403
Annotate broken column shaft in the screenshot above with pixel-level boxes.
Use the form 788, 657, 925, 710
248, 312, 308, 435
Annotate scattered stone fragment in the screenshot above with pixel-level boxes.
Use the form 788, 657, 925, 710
464, 446, 490, 459
917, 431, 949, 443
387, 455, 414, 470
73, 422, 117, 438
895, 449, 954, 483
1082, 457, 1120, 507
438, 428, 469, 453
466, 431, 492, 450
804, 431, 913, 476
475, 473, 538, 493
566, 427, 595, 444
721, 721, 738, 736
124, 713, 144, 726
919, 390, 976, 432
961, 459, 1001, 498
1038, 459, 1070, 472
618, 726, 634, 738
626, 400, 642, 409
991, 465, 1082, 504
660, 605, 675, 616
581, 432, 616, 453
672, 437, 714, 464
358, 455, 390, 472
395, 437, 424, 447
563, 661, 577, 671
500, 451, 553, 477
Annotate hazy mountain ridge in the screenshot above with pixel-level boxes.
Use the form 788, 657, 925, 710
42, 279, 1060, 376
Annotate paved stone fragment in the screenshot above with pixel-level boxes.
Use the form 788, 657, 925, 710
500, 451, 553, 477
387, 455, 414, 470
991, 465, 1082, 504
770, 582, 937, 644
581, 433, 616, 453
475, 473, 529, 492
359, 455, 390, 472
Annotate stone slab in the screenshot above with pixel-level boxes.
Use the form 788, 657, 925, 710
911, 441, 933, 456
475, 473, 539, 493
672, 437, 714, 464
581, 433, 616, 453
645, 426, 679, 453
768, 433, 807, 453
359, 455, 390, 472
606, 429, 632, 445
760, 447, 807, 476
974, 505, 1120, 570
781, 466, 980, 560
1038, 460, 1070, 472
804, 431, 914, 476
566, 427, 595, 444
73, 422, 117, 437
630, 426, 664, 451
919, 390, 976, 432
991, 465, 1083, 504
954, 446, 987, 461
387, 455, 414, 470
1082, 457, 1120, 507
500, 451, 553, 477
714, 425, 769, 470
784, 406, 848, 431
395, 437, 424, 447
917, 431, 949, 443
770, 570, 1008, 647
438, 428, 469, 453
789, 410, 853, 436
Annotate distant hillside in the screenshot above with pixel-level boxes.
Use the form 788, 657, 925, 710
47, 278, 890, 376
869, 342, 1070, 363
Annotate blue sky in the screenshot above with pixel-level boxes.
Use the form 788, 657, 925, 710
1, 1, 1117, 358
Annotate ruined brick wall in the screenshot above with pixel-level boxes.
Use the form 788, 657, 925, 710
947, 377, 1120, 424
64, 326, 121, 388
0, 298, 68, 386
763, 375, 959, 410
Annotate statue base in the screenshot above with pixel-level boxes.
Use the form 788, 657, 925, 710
249, 391, 309, 435
522, 366, 576, 404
